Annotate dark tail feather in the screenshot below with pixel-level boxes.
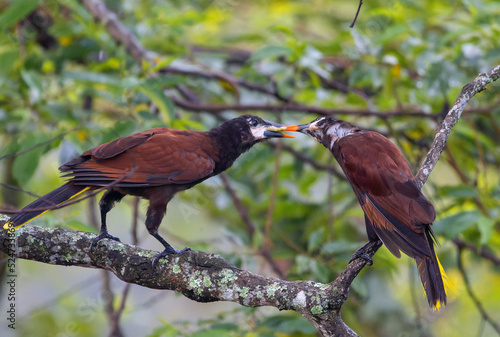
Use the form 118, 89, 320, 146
4, 183, 89, 229
416, 230, 447, 310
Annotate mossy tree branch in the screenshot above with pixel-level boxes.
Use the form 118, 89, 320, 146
2, 66, 498, 335
0, 222, 384, 337
2, 63, 499, 335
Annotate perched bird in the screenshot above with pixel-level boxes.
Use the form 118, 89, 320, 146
285, 116, 446, 309
5, 115, 293, 264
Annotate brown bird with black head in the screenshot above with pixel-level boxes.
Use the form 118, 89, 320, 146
5, 115, 293, 265
285, 116, 446, 309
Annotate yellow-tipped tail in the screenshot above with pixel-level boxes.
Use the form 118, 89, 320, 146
3, 184, 90, 230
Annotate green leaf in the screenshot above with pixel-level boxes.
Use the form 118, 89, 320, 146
308, 227, 326, 252
100, 120, 138, 143
21, 69, 43, 104
262, 313, 316, 334
209, 323, 238, 331
12, 134, 51, 185
0, 0, 42, 31
320, 241, 364, 255
141, 75, 185, 88
439, 185, 479, 199
191, 329, 234, 337
64, 71, 136, 88
0, 50, 18, 76
137, 77, 181, 123
137, 110, 160, 120
373, 25, 409, 44
433, 210, 480, 238
477, 216, 495, 246
63, 220, 98, 233
251, 228, 264, 250
249, 45, 294, 62
137, 84, 175, 123
146, 320, 181, 337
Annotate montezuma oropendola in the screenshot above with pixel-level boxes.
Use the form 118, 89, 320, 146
285, 116, 446, 309
5, 115, 293, 265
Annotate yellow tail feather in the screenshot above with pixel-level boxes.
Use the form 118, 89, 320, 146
3, 186, 90, 230
433, 253, 448, 311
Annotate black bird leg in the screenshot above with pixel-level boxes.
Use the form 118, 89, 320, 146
349, 214, 383, 265
150, 230, 191, 266
146, 200, 190, 267
90, 190, 124, 251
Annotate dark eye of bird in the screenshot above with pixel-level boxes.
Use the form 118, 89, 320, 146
250, 119, 258, 127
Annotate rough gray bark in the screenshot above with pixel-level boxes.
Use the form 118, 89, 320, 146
0, 220, 383, 337
5, 0, 499, 334
415, 65, 500, 188
1, 62, 499, 335
2, 63, 499, 335
1, 64, 499, 336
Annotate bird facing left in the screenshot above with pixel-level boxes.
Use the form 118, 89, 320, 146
4, 115, 294, 265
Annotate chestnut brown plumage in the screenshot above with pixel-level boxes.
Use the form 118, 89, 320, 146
5, 115, 293, 265
285, 116, 446, 309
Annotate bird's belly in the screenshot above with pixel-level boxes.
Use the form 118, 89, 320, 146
116, 184, 191, 200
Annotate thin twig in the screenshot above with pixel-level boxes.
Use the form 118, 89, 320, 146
102, 270, 125, 337
485, 110, 500, 136
276, 143, 345, 179
131, 197, 140, 245
81, 0, 147, 64
444, 147, 489, 216
349, 0, 363, 28
408, 264, 424, 335
327, 157, 334, 241
219, 174, 255, 237
105, 198, 139, 336
0, 183, 43, 200
453, 238, 500, 266
110, 283, 130, 337
457, 248, 500, 334
0, 169, 136, 215
0, 128, 76, 161
272, 227, 308, 256
219, 173, 286, 279
415, 65, 500, 188
464, 115, 487, 191
171, 97, 439, 119
1, 224, 366, 337
13, 275, 101, 320
264, 139, 282, 248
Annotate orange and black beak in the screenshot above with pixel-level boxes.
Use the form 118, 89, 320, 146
263, 121, 296, 139
284, 122, 321, 142
284, 123, 313, 132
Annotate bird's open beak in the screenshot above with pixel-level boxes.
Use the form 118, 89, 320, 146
263, 120, 295, 138
284, 122, 315, 132
283, 122, 322, 143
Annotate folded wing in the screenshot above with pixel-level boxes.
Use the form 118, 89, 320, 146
61, 128, 216, 187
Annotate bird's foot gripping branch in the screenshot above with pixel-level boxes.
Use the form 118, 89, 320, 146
285, 117, 447, 309
3, 115, 293, 265
0, 222, 381, 337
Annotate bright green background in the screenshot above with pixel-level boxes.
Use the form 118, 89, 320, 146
0, 0, 499, 336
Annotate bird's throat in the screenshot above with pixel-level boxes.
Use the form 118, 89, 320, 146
324, 121, 359, 149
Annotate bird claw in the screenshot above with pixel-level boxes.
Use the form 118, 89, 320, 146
90, 232, 121, 252
151, 246, 191, 267
349, 251, 373, 266
349, 243, 376, 266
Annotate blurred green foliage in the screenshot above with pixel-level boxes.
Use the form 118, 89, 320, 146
0, 0, 499, 336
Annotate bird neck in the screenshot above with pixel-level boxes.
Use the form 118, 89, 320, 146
207, 123, 252, 173
322, 121, 360, 149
